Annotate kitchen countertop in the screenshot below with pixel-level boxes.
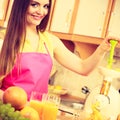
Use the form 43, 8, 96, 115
57, 116, 73, 120
57, 96, 85, 120
57, 109, 86, 120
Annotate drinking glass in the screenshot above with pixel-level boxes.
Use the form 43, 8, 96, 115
29, 91, 60, 120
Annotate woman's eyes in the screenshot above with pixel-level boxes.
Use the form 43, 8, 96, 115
44, 4, 50, 9
30, 3, 49, 9
31, 3, 39, 8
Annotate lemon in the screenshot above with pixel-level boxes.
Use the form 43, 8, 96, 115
54, 85, 62, 90
20, 106, 40, 120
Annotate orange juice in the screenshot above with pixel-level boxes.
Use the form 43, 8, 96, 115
42, 102, 58, 120
29, 100, 58, 120
29, 100, 44, 119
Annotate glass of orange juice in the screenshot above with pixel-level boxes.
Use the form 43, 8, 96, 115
29, 92, 60, 120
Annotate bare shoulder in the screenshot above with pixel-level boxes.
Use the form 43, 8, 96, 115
45, 31, 60, 41
45, 31, 62, 48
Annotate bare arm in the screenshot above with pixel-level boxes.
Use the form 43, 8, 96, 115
53, 36, 119, 76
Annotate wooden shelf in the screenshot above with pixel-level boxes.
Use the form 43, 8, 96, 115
50, 31, 103, 45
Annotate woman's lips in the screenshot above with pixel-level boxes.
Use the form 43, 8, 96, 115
32, 15, 44, 20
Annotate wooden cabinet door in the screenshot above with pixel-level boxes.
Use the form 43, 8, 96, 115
0, 0, 9, 20
50, 0, 75, 33
4, 0, 14, 27
0, 0, 14, 27
73, 0, 109, 38
107, 0, 120, 37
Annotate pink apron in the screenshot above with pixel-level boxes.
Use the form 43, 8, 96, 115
1, 45, 52, 100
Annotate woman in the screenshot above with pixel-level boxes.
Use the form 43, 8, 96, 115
0, 0, 119, 100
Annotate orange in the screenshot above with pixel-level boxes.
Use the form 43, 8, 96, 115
20, 106, 40, 120
3, 86, 28, 110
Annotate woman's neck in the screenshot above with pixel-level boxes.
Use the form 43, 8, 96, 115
26, 25, 37, 33
26, 26, 40, 51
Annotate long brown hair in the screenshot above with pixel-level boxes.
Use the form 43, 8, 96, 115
0, 0, 52, 77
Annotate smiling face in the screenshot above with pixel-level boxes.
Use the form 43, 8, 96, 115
26, 0, 50, 28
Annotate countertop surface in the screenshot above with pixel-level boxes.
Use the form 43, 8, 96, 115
57, 97, 85, 120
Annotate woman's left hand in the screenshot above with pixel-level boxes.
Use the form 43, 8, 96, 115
99, 36, 120, 53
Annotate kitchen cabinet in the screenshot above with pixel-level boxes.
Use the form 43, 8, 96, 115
73, 0, 109, 38
72, 0, 111, 58
0, 0, 9, 26
0, 0, 13, 27
50, 0, 75, 33
50, 0, 115, 41
47, 0, 55, 30
49, 0, 120, 58
107, 0, 120, 37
